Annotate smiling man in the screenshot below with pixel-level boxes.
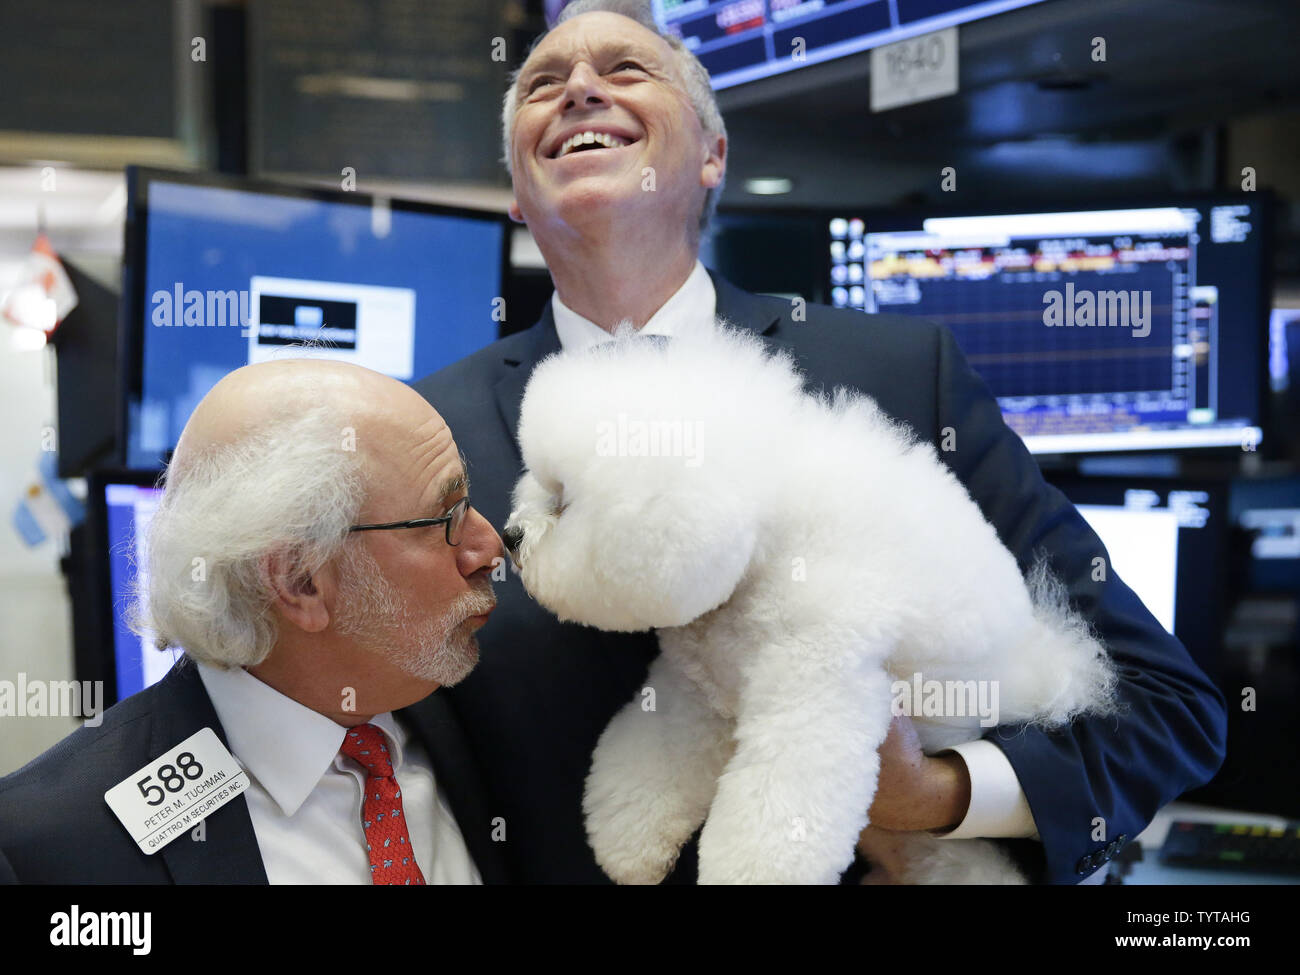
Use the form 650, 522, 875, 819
503, 6, 725, 333
413, 0, 1226, 884
0, 360, 508, 884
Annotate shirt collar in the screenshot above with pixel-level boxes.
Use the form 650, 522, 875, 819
551, 259, 717, 353
196, 660, 407, 817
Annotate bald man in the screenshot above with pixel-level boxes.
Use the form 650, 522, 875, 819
0, 360, 510, 884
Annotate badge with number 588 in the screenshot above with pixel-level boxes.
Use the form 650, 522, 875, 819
104, 727, 250, 855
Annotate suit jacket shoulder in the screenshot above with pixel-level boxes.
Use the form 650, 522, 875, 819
0, 660, 512, 884
413, 326, 540, 401
712, 275, 949, 445
0, 659, 266, 883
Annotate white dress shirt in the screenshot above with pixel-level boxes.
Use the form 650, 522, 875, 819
936, 740, 1038, 839
196, 662, 482, 884
552, 259, 718, 352
552, 261, 1038, 841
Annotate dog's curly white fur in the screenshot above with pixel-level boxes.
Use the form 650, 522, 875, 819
506, 325, 1119, 884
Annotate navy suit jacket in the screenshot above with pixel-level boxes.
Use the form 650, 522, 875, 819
412, 269, 1228, 884
0, 658, 511, 884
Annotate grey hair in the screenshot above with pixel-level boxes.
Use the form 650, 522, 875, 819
131, 405, 366, 670
501, 0, 727, 236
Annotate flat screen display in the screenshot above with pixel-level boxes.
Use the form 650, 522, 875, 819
122, 169, 509, 469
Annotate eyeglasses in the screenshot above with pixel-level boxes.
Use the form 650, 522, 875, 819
348, 497, 472, 547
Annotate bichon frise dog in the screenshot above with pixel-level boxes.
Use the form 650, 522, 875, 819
503, 325, 1118, 885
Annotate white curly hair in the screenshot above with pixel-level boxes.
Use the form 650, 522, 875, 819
131, 405, 367, 669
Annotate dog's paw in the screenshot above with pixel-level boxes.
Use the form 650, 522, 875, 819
697, 773, 859, 884
584, 772, 697, 885
593, 837, 680, 886
585, 799, 685, 885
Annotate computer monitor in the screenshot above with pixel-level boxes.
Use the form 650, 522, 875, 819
1267, 306, 1300, 463
653, 0, 1047, 91
1267, 307, 1297, 395
1230, 475, 1300, 596
83, 470, 178, 705
120, 167, 511, 470
1046, 476, 1229, 677
828, 195, 1271, 454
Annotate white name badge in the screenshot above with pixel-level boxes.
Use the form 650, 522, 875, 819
104, 727, 251, 855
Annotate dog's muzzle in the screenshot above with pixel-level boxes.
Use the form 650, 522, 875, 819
503, 525, 524, 556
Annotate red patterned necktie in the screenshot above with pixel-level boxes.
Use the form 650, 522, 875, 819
340, 723, 426, 886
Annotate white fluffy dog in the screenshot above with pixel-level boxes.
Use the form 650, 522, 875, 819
504, 325, 1118, 885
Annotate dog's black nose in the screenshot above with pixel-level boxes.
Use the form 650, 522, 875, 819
503, 525, 524, 553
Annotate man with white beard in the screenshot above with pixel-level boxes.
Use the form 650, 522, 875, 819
0, 359, 510, 884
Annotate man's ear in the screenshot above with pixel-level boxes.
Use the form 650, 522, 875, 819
262, 547, 333, 634
701, 132, 727, 189
508, 197, 526, 223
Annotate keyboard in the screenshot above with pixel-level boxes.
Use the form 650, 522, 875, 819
1159, 820, 1300, 875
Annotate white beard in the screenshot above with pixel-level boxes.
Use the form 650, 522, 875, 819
335, 546, 494, 687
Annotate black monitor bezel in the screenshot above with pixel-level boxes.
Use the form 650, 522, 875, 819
81, 467, 166, 705
118, 165, 514, 469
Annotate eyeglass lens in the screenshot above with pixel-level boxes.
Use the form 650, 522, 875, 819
448, 498, 469, 545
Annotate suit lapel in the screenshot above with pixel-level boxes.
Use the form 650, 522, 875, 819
709, 270, 785, 342
153, 661, 269, 884
493, 306, 562, 460
397, 694, 512, 883
491, 269, 790, 447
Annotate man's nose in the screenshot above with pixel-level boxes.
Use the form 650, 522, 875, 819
563, 62, 609, 111
459, 508, 503, 573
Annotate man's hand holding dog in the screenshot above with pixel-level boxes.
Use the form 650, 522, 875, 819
867, 715, 971, 832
